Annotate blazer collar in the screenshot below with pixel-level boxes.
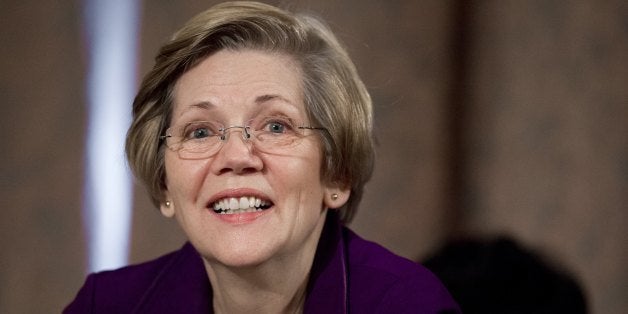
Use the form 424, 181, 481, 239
132, 242, 212, 313
303, 211, 348, 313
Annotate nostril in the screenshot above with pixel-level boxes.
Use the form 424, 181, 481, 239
214, 146, 264, 175
217, 165, 260, 176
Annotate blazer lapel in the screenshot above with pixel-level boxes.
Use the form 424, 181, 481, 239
303, 212, 348, 314
132, 243, 213, 313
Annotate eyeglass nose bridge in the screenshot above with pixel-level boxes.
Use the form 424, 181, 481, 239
219, 125, 252, 142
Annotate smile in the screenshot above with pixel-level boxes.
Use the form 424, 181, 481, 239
211, 196, 273, 214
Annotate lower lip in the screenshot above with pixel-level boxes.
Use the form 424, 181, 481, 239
210, 208, 271, 224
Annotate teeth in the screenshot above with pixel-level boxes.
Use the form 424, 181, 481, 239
239, 197, 248, 209
212, 196, 270, 214
229, 198, 239, 209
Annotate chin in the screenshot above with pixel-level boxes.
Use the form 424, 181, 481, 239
197, 237, 283, 269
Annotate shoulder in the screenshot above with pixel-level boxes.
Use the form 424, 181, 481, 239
343, 228, 460, 313
63, 244, 193, 314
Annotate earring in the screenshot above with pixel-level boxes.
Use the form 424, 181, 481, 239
165, 201, 171, 207
331, 193, 338, 201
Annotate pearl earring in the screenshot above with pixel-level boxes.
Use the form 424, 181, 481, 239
165, 201, 171, 207
331, 193, 339, 201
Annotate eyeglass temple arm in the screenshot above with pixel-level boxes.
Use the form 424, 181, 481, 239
298, 126, 327, 131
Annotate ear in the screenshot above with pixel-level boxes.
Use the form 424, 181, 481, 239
160, 190, 175, 218
323, 184, 351, 209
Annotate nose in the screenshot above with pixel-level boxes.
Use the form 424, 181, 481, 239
210, 127, 263, 175
219, 125, 251, 141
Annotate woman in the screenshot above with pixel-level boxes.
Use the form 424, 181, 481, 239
65, 2, 460, 313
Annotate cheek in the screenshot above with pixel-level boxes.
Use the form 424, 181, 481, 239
164, 155, 208, 200
262, 154, 325, 196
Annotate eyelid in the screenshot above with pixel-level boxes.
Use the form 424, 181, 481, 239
257, 115, 297, 127
181, 121, 220, 137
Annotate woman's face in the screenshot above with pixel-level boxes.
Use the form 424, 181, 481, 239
162, 49, 348, 268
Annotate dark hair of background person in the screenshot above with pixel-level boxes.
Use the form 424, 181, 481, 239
424, 236, 588, 314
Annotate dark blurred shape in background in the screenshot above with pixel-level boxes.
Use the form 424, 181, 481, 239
425, 236, 588, 314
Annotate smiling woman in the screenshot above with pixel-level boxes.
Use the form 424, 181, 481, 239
161, 50, 333, 271
64, 2, 460, 313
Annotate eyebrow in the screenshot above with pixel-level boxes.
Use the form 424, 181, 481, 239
254, 94, 298, 109
177, 101, 215, 117
190, 101, 215, 110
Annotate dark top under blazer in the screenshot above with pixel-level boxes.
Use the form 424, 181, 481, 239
65, 212, 460, 313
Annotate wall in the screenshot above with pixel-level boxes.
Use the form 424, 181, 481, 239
1, 1, 626, 313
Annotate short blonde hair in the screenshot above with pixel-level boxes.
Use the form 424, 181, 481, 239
126, 1, 374, 223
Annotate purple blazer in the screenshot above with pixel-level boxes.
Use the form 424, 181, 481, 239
65, 213, 460, 313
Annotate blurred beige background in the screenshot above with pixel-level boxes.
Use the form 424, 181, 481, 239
1, 1, 627, 313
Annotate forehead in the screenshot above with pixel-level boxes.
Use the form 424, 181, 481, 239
171, 49, 304, 119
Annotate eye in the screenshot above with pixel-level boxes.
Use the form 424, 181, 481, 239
267, 121, 286, 133
183, 122, 217, 140
191, 128, 210, 138
259, 117, 297, 135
